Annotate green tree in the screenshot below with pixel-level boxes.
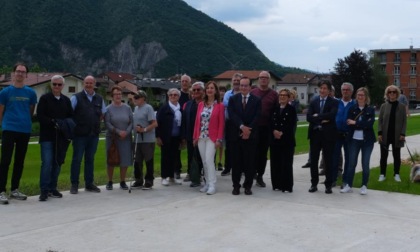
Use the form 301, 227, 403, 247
331, 50, 373, 98
369, 56, 388, 107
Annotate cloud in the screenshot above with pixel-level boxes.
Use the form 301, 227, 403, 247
309, 32, 347, 42
315, 46, 329, 52
370, 34, 400, 47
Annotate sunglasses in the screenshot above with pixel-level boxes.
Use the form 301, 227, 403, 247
52, 83, 63, 87
192, 89, 201, 92
169, 94, 179, 97
388, 90, 397, 94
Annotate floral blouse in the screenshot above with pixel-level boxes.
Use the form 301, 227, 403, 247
199, 103, 213, 139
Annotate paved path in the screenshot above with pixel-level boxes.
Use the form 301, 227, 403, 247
1, 136, 420, 251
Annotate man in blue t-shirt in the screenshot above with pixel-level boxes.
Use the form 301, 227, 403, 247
0, 62, 37, 204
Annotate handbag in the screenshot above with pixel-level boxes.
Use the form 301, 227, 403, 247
107, 130, 120, 166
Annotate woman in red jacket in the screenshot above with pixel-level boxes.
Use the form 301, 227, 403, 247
193, 81, 225, 195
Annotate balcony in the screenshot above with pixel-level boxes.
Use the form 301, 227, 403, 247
410, 71, 417, 76
393, 71, 400, 75
408, 83, 417, 88
393, 58, 401, 63
410, 58, 417, 64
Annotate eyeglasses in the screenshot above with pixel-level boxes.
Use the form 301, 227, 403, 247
259, 76, 269, 79
169, 94, 179, 97
388, 90, 397, 94
52, 83, 63, 87
15, 70, 27, 74
134, 95, 141, 99
192, 89, 201, 92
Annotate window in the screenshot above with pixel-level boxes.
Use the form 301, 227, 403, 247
411, 65, 416, 75
394, 52, 401, 62
409, 90, 416, 100
68, 86, 76, 93
411, 53, 417, 62
381, 65, 386, 72
379, 53, 386, 63
394, 77, 400, 86
394, 65, 400, 75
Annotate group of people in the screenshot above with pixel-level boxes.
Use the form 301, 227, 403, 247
305, 80, 406, 195
0, 63, 408, 205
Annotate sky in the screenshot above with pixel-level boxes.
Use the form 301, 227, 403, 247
183, 0, 420, 73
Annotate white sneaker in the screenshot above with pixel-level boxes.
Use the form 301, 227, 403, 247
162, 178, 170, 186
0, 191, 9, 204
174, 178, 182, 185
340, 184, 353, 193
200, 184, 209, 193
378, 175, 385, 182
360, 185, 368, 195
394, 174, 401, 182
206, 186, 216, 195
10, 189, 27, 200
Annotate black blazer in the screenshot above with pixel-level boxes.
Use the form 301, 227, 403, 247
227, 93, 261, 142
270, 103, 296, 146
306, 96, 339, 139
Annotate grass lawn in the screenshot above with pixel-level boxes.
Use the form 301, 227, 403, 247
9, 114, 420, 196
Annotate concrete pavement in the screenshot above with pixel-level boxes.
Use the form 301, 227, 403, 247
1, 135, 420, 251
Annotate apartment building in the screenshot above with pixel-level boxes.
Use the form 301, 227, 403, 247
371, 46, 419, 105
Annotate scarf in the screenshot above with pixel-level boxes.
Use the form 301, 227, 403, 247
169, 102, 182, 126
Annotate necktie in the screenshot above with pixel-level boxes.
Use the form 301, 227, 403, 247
242, 96, 246, 110
320, 98, 325, 113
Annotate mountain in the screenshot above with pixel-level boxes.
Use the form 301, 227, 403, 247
0, 0, 306, 77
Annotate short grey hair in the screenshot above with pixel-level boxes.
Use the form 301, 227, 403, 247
192, 81, 204, 90
341, 82, 354, 91
51, 75, 65, 84
167, 88, 181, 96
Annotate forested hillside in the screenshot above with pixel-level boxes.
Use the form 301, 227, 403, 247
0, 0, 305, 77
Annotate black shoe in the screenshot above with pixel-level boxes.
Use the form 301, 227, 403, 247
232, 187, 240, 195
217, 162, 224, 171
39, 192, 48, 201
106, 181, 113, 190
49, 190, 63, 198
190, 182, 201, 188
302, 162, 311, 168
256, 178, 266, 188
142, 181, 153, 190
244, 188, 253, 195
131, 181, 143, 189
221, 170, 231, 176
85, 184, 101, 193
325, 187, 333, 194
120, 181, 128, 190
308, 186, 318, 193
70, 184, 78, 194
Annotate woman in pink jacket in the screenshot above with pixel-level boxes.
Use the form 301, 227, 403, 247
193, 81, 225, 195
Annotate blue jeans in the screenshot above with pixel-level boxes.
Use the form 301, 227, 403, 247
333, 136, 349, 182
346, 139, 374, 187
40, 142, 63, 192
70, 135, 99, 186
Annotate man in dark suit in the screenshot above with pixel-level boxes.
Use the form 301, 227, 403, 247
227, 77, 261, 195
306, 80, 338, 194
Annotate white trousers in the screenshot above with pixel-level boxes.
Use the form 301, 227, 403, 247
198, 138, 217, 187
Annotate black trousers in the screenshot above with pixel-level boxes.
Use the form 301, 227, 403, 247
160, 137, 181, 178
270, 144, 294, 191
231, 139, 256, 189
309, 129, 336, 188
255, 125, 270, 178
0, 130, 31, 192
379, 142, 401, 176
